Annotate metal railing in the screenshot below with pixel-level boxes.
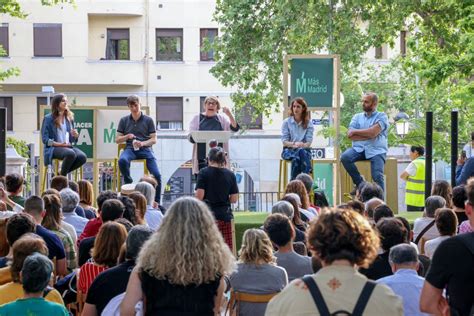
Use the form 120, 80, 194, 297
161, 191, 279, 212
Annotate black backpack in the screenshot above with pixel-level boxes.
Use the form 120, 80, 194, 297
301, 276, 376, 316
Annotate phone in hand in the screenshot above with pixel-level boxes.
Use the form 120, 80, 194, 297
462, 150, 467, 159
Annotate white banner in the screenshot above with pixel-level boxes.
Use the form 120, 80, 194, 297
96, 109, 130, 159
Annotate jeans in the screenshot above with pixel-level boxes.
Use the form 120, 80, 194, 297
52, 147, 87, 176
341, 147, 386, 191
118, 147, 162, 203
282, 148, 312, 180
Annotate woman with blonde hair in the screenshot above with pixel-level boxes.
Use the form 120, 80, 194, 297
266, 209, 403, 315
78, 222, 127, 294
188, 96, 240, 175
128, 192, 147, 225
230, 229, 288, 316
78, 180, 97, 216
121, 197, 235, 316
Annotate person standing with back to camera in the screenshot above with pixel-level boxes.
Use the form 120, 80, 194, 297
281, 97, 314, 180
195, 147, 239, 251
41, 93, 87, 177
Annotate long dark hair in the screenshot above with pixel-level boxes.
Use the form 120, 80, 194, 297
51, 93, 74, 128
288, 97, 310, 129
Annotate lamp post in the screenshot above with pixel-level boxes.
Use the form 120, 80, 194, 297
395, 112, 410, 158
41, 86, 55, 107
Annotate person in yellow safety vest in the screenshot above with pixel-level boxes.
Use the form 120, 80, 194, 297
400, 146, 426, 212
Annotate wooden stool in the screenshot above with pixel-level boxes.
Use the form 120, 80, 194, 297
113, 143, 149, 191
41, 159, 83, 192
227, 290, 279, 315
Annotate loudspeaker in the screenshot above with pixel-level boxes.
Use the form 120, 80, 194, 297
0, 108, 6, 177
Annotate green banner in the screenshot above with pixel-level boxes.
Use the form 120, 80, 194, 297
291, 58, 333, 107
313, 163, 333, 206
44, 109, 94, 158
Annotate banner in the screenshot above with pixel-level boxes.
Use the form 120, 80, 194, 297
291, 58, 334, 107
96, 109, 130, 159
313, 163, 333, 206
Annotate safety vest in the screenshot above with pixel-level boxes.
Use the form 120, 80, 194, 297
405, 157, 426, 207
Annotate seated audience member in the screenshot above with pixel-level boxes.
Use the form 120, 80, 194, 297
230, 229, 288, 316
364, 197, 385, 221
41, 188, 60, 197
78, 222, 127, 295
0, 253, 68, 315
266, 209, 403, 315
396, 216, 420, 254
281, 194, 309, 228
452, 185, 468, 224
119, 195, 138, 225
121, 197, 235, 316
23, 196, 67, 277
359, 182, 384, 203
128, 192, 148, 226
78, 180, 97, 219
459, 187, 474, 234
0, 234, 64, 305
0, 213, 35, 269
79, 199, 125, 266
0, 187, 24, 217
455, 146, 474, 185
271, 201, 305, 242
285, 180, 317, 219
360, 218, 408, 280
0, 219, 8, 257
377, 244, 429, 316
82, 225, 153, 316
50, 175, 69, 192
79, 190, 118, 243
5, 173, 26, 211
347, 200, 365, 215
413, 195, 446, 247
431, 180, 453, 209
295, 173, 319, 213
135, 181, 163, 230
60, 188, 88, 237
373, 204, 394, 224
313, 190, 330, 209
264, 214, 312, 281
424, 208, 457, 258
420, 178, 474, 316
42, 194, 77, 272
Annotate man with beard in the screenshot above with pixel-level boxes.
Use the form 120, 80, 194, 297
341, 93, 389, 192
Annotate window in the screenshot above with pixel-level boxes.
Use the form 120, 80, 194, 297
0, 24, 8, 56
34, 24, 62, 57
37, 97, 47, 130
375, 46, 383, 59
107, 97, 128, 106
200, 28, 217, 61
106, 29, 130, 60
0, 97, 13, 131
238, 103, 262, 130
156, 97, 183, 130
400, 31, 407, 57
156, 29, 183, 61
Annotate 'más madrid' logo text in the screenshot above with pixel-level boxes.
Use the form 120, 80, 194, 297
296, 72, 328, 94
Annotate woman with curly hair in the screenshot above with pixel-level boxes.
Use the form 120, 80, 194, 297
230, 229, 287, 316
266, 209, 403, 316
121, 197, 235, 316
285, 180, 317, 220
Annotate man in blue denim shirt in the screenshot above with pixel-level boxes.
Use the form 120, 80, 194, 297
341, 93, 389, 191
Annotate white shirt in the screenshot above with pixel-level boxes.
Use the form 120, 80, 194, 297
424, 235, 451, 259
463, 143, 473, 158
0, 203, 23, 219
413, 217, 440, 247
404, 162, 417, 177
145, 206, 163, 231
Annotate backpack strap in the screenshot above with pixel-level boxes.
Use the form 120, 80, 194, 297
351, 281, 377, 316
301, 276, 330, 316
415, 220, 435, 245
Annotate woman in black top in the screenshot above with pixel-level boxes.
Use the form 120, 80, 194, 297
121, 197, 235, 316
195, 147, 239, 250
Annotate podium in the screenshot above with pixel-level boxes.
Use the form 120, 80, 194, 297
190, 131, 231, 153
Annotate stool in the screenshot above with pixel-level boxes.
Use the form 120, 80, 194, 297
278, 159, 291, 198
113, 143, 149, 191
41, 159, 83, 192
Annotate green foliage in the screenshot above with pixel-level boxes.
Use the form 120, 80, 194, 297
6, 137, 29, 159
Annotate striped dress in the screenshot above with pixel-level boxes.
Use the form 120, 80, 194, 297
78, 262, 108, 294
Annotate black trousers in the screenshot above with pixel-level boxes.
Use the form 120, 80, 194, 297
52, 147, 87, 176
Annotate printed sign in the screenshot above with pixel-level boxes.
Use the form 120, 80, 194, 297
96, 109, 130, 159
313, 163, 333, 206
291, 58, 334, 107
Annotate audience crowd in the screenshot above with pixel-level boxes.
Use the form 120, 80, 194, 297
0, 170, 473, 316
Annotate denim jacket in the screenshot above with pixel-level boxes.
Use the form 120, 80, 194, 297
41, 113, 77, 166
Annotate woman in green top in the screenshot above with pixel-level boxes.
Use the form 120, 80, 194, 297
0, 253, 68, 316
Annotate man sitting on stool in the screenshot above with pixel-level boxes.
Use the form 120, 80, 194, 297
116, 95, 162, 204
341, 92, 389, 192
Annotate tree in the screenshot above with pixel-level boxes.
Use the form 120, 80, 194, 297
210, 0, 473, 119
0, 0, 74, 80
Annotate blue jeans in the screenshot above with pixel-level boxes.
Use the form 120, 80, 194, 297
118, 147, 162, 203
282, 148, 312, 180
341, 148, 386, 191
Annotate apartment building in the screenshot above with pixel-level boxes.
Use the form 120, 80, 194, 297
0, 0, 406, 197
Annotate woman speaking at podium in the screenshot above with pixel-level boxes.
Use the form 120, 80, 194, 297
188, 96, 239, 175
281, 97, 314, 180
41, 93, 87, 176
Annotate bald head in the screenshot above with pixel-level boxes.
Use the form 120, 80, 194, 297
365, 197, 385, 218
362, 92, 378, 113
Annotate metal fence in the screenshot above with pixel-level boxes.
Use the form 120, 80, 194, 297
162, 191, 279, 212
